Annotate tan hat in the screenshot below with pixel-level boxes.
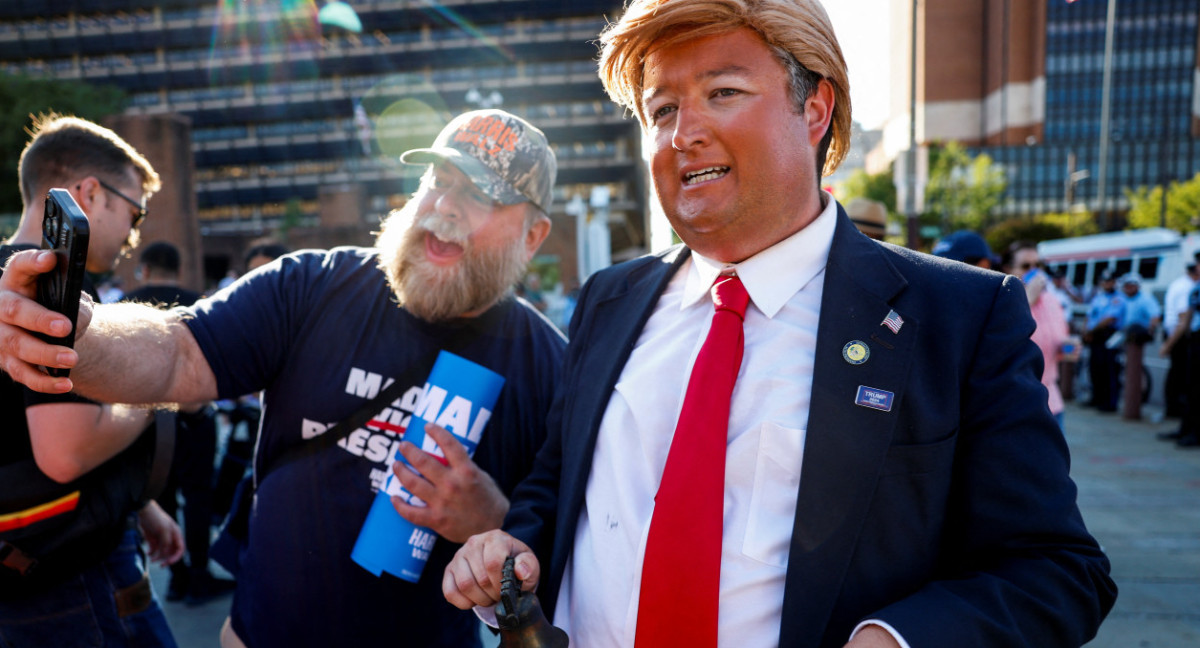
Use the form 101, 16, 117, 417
845, 198, 887, 239
400, 109, 557, 213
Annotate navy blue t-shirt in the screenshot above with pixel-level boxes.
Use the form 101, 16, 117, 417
184, 247, 566, 647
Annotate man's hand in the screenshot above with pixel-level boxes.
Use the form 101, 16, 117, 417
0, 249, 90, 393
444, 529, 539, 610
137, 500, 184, 566
391, 422, 508, 543
1023, 272, 1047, 306
844, 624, 903, 648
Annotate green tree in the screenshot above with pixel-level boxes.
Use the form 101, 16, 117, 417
278, 197, 305, 240
985, 211, 1099, 257
1036, 210, 1101, 238
1125, 172, 1200, 232
923, 141, 1007, 233
838, 165, 897, 213
0, 72, 126, 215
836, 164, 902, 241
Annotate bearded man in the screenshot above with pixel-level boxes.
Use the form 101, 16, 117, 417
0, 109, 566, 648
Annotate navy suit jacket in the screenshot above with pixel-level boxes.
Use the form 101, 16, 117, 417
505, 208, 1116, 647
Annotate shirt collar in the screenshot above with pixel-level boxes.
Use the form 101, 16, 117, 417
683, 190, 838, 318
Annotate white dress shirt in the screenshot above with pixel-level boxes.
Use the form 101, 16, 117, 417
1164, 273, 1197, 335
553, 195, 838, 647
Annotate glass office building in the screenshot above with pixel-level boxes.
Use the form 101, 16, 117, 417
980, 0, 1200, 222
0, 0, 642, 283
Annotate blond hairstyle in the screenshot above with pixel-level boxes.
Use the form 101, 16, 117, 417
598, 0, 852, 178
18, 113, 161, 208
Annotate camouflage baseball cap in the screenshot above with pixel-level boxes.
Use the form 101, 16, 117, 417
400, 109, 557, 213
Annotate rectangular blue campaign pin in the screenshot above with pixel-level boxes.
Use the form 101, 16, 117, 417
855, 385, 894, 412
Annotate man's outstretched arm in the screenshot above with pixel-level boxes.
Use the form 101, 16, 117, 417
0, 249, 217, 404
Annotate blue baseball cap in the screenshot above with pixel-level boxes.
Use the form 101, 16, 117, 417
932, 231, 993, 264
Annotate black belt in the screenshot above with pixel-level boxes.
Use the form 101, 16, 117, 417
4, 546, 153, 617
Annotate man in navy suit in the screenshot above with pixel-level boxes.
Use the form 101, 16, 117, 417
444, 1, 1115, 647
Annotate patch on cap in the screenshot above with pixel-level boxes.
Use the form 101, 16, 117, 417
400, 109, 557, 213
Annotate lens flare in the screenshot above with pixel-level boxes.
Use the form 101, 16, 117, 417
362, 84, 449, 195
417, 0, 514, 62
208, 0, 321, 86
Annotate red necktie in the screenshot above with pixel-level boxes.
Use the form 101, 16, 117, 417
635, 274, 750, 648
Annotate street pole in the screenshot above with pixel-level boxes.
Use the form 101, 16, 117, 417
1095, 0, 1117, 227
905, 0, 920, 249
1065, 151, 1090, 233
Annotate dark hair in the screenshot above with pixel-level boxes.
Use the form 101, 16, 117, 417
244, 241, 290, 267
1000, 239, 1038, 270
772, 46, 832, 186
18, 113, 160, 208
138, 241, 181, 274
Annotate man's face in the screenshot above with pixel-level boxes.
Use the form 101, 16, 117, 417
1122, 282, 1139, 297
641, 27, 834, 263
376, 163, 548, 321
78, 174, 143, 274
1012, 248, 1040, 277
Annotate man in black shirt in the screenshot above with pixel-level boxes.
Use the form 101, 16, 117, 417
0, 114, 181, 647
124, 241, 202, 308
124, 241, 234, 605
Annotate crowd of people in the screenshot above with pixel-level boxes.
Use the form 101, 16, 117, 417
0, 1, 1151, 647
931, 225, 1198, 450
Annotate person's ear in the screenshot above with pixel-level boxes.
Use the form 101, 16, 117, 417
72, 176, 103, 215
804, 79, 835, 147
523, 215, 552, 260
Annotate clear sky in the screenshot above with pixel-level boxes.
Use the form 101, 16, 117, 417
823, 0, 893, 131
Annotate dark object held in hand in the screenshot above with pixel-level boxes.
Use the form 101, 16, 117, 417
497, 555, 569, 648
36, 189, 90, 377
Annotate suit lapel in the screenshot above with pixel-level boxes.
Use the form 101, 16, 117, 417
779, 212, 917, 648
553, 247, 689, 580
571, 246, 689, 442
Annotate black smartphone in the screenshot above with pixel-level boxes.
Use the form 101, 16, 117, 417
37, 188, 90, 377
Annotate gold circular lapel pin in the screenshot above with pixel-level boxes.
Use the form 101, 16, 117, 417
842, 340, 870, 365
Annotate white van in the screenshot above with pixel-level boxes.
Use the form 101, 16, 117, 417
1038, 228, 1200, 307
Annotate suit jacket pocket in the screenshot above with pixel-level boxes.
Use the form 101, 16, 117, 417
879, 433, 957, 477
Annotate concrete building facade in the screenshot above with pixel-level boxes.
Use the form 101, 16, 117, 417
0, 0, 639, 292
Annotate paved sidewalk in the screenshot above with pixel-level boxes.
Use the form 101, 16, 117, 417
156, 401, 1198, 647
1068, 403, 1200, 648
149, 562, 229, 646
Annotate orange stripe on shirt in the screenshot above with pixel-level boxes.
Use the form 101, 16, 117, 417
0, 491, 81, 533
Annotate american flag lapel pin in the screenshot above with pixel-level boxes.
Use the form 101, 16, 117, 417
881, 309, 904, 334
